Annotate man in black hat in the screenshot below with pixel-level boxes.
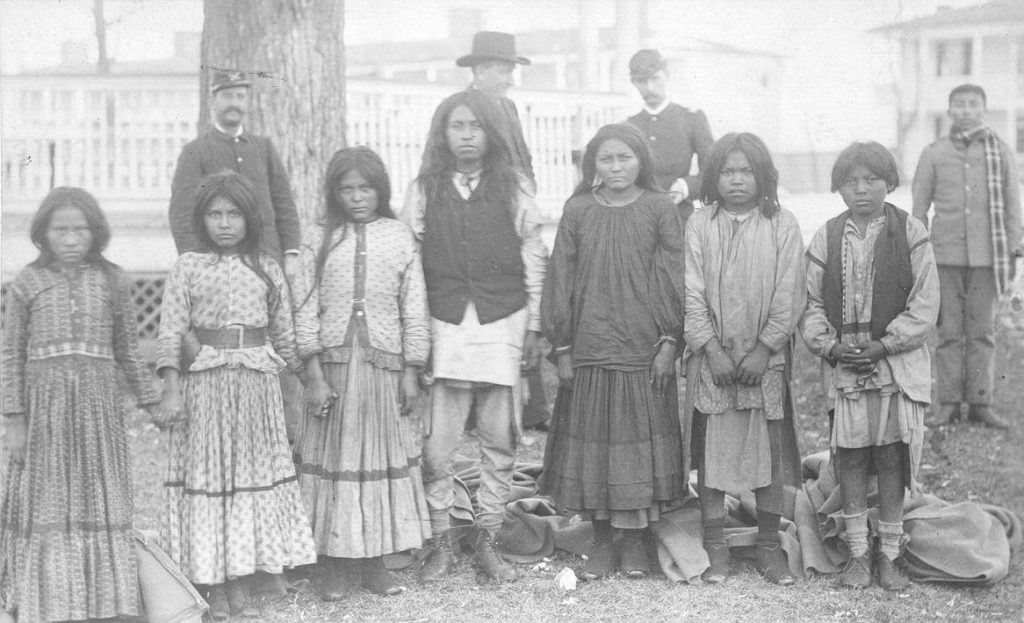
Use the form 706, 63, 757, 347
457, 31, 550, 432
627, 49, 714, 222
168, 68, 301, 275
459, 30, 535, 189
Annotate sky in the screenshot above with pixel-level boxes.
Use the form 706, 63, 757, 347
0, 0, 987, 151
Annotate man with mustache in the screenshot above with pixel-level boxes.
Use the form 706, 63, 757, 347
627, 49, 714, 223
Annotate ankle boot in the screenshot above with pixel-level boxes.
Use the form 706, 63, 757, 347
755, 540, 795, 586
578, 519, 615, 581
420, 533, 457, 583
225, 577, 260, 618
206, 584, 230, 622
362, 556, 404, 596
618, 529, 650, 579
473, 529, 516, 582
319, 557, 361, 602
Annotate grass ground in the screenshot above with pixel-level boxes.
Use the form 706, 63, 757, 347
126, 323, 1024, 623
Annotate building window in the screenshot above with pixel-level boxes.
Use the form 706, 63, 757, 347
935, 39, 972, 77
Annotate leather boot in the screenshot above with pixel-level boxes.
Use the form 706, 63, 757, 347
319, 557, 361, 602
472, 530, 516, 582
420, 534, 457, 583
967, 405, 1010, 429
618, 529, 650, 579
578, 519, 615, 581
225, 577, 259, 618
362, 556, 403, 596
206, 584, 230, 622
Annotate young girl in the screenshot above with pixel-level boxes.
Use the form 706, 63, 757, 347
155, 171, 316, 619
802, 142, 939, 590
292, 147, 430, 600
684, 132, 805, 586
540, 123, 687, 580
1, 188, 159, 622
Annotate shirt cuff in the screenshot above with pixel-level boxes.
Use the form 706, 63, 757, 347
879, 335, 900, 356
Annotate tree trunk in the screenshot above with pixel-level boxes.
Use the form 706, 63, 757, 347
201, 0, 346, 229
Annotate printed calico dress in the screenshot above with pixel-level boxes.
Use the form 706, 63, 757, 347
1, 264, 159, 622
156, 252, 316, 585
292, 219, 431, 557
539, 190, 687, 528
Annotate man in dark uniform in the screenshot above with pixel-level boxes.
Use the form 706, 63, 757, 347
627, 49, 714, 222
458, 31, 549, 430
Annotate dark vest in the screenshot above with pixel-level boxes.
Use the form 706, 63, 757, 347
822, 203, 913, 341
421, 180, 527, 325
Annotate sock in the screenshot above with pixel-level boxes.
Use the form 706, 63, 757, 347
756, 510, 781, 546
843, 510, 870, 558
429, 508, 450, 539
703, 518, 726, 546
877, 520, 905, 561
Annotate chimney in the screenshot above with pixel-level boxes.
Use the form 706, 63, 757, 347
449, 8, 485, 50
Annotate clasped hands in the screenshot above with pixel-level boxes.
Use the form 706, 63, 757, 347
829, 340, 887, 373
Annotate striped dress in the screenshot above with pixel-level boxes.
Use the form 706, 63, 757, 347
1, 264, 159, 622
156, 251, 316, 585
291, 219, 431, 557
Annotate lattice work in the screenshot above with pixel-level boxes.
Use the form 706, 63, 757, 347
0, 273, 166, 341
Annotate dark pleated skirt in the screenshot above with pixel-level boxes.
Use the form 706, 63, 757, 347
539, 365, 686, 515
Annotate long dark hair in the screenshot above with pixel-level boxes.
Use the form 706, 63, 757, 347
301, 146, 396, 307
571, 123, 661, 198
29, 186, 125, 312
700, 132, 780, 218
415, 89, 521, 220
29, 186, 118, 273
192, 171, 280, 313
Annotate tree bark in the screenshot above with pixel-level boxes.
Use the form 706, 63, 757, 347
201, 0, 346, 228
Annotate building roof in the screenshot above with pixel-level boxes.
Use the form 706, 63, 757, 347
871, 1, 1024, 33
347, 26, 781, 67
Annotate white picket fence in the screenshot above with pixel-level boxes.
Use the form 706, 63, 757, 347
0, 74, 630, 218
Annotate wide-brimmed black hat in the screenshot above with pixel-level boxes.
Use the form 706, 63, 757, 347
209, 69, 251, 94
456, 31, 531, 67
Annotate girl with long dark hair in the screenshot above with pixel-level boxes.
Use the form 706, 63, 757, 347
154, 171, 316, 620
292, 147, 430, 600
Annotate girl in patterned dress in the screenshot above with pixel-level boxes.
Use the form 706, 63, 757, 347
1, 187, 160, 622
292, 147, 430, 600
155, 171, 316, 620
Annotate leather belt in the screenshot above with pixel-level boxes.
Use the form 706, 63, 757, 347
194, 326, 267, 349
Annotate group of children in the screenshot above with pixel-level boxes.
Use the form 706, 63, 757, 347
1, 82, 1017, 622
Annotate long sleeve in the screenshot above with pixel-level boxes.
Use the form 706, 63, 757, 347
168, 147, 203, 254
879, 219, 940, 355
111, 271, 159, 406
683, 216, 716, 352
1, 281, 29, 415
265, 139, 301, 253
265, 258, 302, 372
800, 226, 836, 358
400, 181, 427, 242
541, 204, 578, 352
399, 241, 430, 367
650, 200, 687, 343
911, 146, 936, 227
757, 214, 806, 352
685, 110, 714, 200
292, 232, 323, 361
515, 185, 548, 333
1002, 141, 1023, 254
155, 258, 192, 372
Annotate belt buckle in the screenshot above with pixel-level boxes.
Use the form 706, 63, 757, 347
233, 326, 245, 349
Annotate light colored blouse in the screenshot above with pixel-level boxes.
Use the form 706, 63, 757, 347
155, 251, 300, 374
292, 218, 429, 370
